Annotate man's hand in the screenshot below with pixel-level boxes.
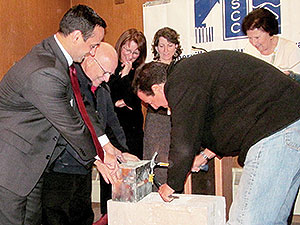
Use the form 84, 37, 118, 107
121, 152, 140, 162
103, 152, 119, 173
191, 148, 216, 172
103, 142, 126, 163
191, 154, 207, 172
103, 143, 122, 165
158, 183, 175, 202
103, 142, 119, 155
94, 160, 117, 185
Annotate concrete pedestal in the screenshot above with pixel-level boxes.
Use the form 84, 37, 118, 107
108, 192, 226, 225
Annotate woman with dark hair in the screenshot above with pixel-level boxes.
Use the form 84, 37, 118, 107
143, 27, 182, 190
108, 28, 146, 159
152, 27, 182, 63
242, 8, 300, 78
95, 29, 146, 225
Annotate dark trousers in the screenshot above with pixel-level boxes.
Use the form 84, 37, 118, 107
42, 171, 94, 225
0, 177, 43, 225
100, 175, 112, 215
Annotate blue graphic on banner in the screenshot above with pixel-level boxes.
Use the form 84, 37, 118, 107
194, 0, 281, 43
224, 0, 247, 40
195, 0, 220, 28
194, 0, 220, 44
252, 0, 281, 33
195, 26, 214, 44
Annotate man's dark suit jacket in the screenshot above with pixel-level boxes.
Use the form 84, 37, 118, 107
52, 64, 128, 174
0, 36, 97, 196
76, 64, 128, 152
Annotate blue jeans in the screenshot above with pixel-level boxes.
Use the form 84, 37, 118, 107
227, 119, 300, 225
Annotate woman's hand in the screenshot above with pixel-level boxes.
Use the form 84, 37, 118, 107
115, 99, 133, 110
120, 61, 132, 78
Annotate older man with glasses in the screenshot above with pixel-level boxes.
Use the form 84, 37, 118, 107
42, 42, 139, 225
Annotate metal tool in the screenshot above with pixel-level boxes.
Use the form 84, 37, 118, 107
149, 152, 159, 185
198, 164, 209, 172
149, 152, 169, 187
148, 152, 179, 199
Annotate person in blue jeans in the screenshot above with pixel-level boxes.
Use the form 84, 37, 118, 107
132, 50, 300, 224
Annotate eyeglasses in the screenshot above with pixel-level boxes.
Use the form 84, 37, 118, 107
92, 57, 114, 77
122, 46, 140, 57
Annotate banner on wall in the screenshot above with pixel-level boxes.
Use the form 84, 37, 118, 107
143, 0, 300, 62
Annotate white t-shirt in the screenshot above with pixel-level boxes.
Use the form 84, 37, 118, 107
244, 36, 300, 74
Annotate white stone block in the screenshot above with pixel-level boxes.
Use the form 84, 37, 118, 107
108, 192, 226, 225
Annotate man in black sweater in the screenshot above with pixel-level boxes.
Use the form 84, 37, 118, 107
133, 50, 300, 225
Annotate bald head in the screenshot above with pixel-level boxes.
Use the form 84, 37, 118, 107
81, 42, 118, 86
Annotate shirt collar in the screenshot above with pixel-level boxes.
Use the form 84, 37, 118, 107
54, 34, 73, 66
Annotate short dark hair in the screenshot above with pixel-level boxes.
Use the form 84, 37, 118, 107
152, 27, 182, 61
115, 28, 147, 68
242, 8, 278, 36
59, 4, 107, 41
132, 62, 168, 96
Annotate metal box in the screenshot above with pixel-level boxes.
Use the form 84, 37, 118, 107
112, 160, 152, 202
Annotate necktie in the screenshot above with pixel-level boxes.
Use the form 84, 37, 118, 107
91, 85, 97, 94
69, 64, 104, 161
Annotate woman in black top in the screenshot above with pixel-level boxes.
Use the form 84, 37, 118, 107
108, 28, 147, 159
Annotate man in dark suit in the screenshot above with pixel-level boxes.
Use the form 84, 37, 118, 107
42, 42, 139, 225
133, 51, 300, 224
0, 5, 118, 225
78, 43, 139, 225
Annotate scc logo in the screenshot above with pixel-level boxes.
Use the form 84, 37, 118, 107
194, 0, 281, 42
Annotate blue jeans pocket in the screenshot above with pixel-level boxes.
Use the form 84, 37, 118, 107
285, 127, 300, 151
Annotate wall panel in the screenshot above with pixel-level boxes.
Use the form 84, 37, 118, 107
0, 0, 151, 77
0, 0, 70, 77
72, 0, 150, 46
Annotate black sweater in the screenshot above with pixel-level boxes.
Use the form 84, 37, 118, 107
166, 50, 300, 191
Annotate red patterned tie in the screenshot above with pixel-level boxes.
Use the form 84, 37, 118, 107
69, 64, 104, 161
